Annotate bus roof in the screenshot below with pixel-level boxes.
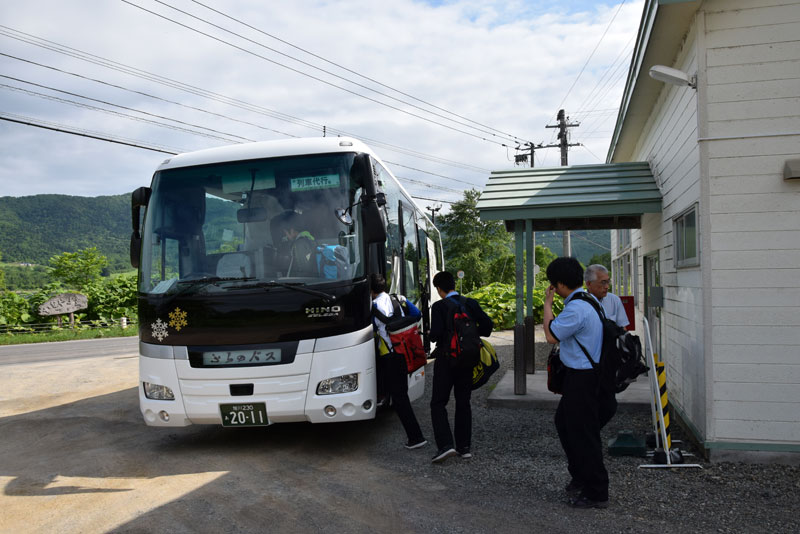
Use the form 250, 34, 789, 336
155, 137, 375, 171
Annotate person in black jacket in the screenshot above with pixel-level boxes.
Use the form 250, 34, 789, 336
429, 271, 493, 463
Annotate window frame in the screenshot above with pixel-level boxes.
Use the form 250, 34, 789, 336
673, 204, 699, 269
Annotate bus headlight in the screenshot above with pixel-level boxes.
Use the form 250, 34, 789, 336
316, 373, 359, 395
143, 382, 175, 400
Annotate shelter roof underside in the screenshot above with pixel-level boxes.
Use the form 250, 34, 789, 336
476, 162, 661, 231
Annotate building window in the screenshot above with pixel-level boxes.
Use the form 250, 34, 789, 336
617, 229, 631, 253
674, 205, 699, 268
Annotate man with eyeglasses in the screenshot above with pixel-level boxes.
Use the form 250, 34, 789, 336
584, 264, 630, 329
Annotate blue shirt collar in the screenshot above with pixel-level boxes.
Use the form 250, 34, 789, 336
564, 288, 588, 304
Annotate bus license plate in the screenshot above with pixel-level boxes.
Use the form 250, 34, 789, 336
220, 403, 269, 427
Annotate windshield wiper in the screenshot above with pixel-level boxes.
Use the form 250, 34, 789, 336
176, 276, 255, 285
253, 281, 337, 303
166, 276, 256, 299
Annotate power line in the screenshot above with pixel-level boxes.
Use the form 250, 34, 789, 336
2, 52, 300, 139
385, 161, 483, 187
2, 111, 465, 202
0, 28, 487, 178
395, 175, 463, 195
120, 0, 517, 148
156, 0, 528, 146
0, 113, 181, 154
570, 230, 611, 251
2, 76, 254, 143
411, 195, 455, 205
188, 0, 525, 144
553, 0, 628, 114
2, 82, 247, 144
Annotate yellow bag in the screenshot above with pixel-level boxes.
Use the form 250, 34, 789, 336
471, 339, 499, 390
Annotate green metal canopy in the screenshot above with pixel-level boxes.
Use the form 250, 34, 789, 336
477, 161, 661, 230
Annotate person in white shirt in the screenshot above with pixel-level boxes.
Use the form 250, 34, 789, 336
370, 274, 427, 450
584, 264, 630, 329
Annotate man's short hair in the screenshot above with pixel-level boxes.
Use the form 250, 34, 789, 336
432, 271, 455, 292
584, 264, 609, 283
546, 257, 584, 290
370, 273, 387, 294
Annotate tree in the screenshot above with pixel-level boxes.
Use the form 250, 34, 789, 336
49, 247, 109, 289
588, 252, 611, 270
438, 189, 511, 289
0, 250, 5, 290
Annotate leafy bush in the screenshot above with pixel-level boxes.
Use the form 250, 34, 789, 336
466, 278, 563, 329
0, 291, 33, 326
82, 274, 138, 322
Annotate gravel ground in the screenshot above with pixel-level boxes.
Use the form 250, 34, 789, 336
369, 332, 800, 534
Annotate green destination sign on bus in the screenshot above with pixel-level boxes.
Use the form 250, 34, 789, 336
290, 174, 340, 192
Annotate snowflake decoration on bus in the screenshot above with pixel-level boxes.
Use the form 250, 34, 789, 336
151, 318, 169, 342
168, 307, 188, 331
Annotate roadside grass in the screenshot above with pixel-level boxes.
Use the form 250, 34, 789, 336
0, 325, 137, 346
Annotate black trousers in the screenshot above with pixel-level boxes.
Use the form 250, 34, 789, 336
379, 353, 424, 443
430, 356, 473, 451
554, 368, 612, 502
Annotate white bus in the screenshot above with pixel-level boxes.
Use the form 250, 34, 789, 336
130, 137, 443, 427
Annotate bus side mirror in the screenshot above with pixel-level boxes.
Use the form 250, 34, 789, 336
351, 153, 375, 194
130, 186, 151, 268
361, 201, 386, 244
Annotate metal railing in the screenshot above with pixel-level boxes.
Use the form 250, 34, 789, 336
0, 317, 137, 335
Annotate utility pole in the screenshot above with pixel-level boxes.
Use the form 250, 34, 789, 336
514, 142, 559, 168
545, 109, 581, 166
546, 109, 581, 256
427, 204, 441, 224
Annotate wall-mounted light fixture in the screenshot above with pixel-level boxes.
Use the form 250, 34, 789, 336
649, 65, 697, 89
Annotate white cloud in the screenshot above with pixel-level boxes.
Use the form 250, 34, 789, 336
0, 0, 644, 206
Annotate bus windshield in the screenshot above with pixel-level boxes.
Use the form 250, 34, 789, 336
139, 152, 365, 295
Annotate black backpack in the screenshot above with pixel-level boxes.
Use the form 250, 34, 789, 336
444, 296, 482, 368
571, 292, 648, 394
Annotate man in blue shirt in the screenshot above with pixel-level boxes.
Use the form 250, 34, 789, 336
544, 257, 609, 509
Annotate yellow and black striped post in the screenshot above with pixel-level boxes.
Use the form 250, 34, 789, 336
655, 361, 671, 450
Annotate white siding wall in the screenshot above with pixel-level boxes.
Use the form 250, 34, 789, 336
704, 0, 800, 445
628, 31, 708, 437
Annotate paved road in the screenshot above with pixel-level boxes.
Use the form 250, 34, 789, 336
0, 336, 138, 365
2, 335, 798, 534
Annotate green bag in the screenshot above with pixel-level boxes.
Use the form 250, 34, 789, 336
471, 339, 499, 390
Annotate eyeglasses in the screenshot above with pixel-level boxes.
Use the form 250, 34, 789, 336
590, 279, 611, 286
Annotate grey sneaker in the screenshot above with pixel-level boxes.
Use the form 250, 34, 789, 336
456, 447, 472, 459
405, 439, 428, 450
431, 447, 458, 463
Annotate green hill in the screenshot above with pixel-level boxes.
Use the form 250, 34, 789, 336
0, 194, 612, 286
534, 230, 611, 265
0, 193, 132, 272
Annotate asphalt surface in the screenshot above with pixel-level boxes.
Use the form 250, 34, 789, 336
1, 335, 798, 534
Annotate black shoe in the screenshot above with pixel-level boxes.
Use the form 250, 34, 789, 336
565, 480, 583, 496
431, 447, 458, 463
456, 447, 472, 459
404, 438, 427, 450
567, 495, 609, 509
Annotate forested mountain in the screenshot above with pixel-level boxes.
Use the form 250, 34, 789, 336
534, 230, 611, 264
0, 194, 611, 280
0, 193, 131, 271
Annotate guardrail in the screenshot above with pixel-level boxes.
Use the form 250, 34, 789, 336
0, 317, 137, 334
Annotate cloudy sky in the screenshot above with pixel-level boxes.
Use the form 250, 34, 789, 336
0, 0, 644, 209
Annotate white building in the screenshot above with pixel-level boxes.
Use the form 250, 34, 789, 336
478, 0, 799, 463
607, 0, 800, 462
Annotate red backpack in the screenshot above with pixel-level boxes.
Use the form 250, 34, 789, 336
373, 295, 428, 373
444, 296, 482, 368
